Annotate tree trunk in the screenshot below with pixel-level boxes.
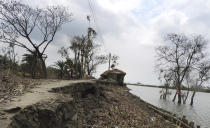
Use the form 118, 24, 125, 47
183, 84, 190, 104
61, 71, 63, 79
183, 90, 189, 104
31, 70, 35, 79
87, 62, 91, 76
81, 55, 84, 78
108, 53, 111, 70
172, 92, 177, 102
70, 69, 73, 79
190, 91, 196, 106
163, 94, 166, 99
31, 69, 35, 79
163, 87, 168, 99
31, 59, 37, 79
39, 56, 47, 78
178, 88, 182, 104
83, 55, 87, 78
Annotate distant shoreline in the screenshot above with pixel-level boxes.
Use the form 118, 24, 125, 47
126, 83, 210, 93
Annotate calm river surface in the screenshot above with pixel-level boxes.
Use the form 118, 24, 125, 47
127, 85, 210, 128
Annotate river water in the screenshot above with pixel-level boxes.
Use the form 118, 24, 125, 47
127, 85, 210, 128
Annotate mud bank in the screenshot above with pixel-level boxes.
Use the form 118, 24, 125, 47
7, 81, 189, 128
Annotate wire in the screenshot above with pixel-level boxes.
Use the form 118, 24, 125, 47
87, 0, 107, 52
87, 0, 112, 55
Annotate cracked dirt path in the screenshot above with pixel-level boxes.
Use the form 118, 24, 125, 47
0, 79, 92, 128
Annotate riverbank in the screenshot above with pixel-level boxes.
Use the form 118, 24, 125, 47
1, 80, 193, 128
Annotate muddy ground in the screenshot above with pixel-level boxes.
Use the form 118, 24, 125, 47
5, 81, 176, 128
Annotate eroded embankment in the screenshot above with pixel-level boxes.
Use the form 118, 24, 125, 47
8, 82, 178, 128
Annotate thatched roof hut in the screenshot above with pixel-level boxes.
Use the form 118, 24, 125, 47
100, 69, 126, 85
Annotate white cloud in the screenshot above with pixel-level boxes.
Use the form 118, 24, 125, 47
97, 0, 142, 13
4, 0, 210, 85
151, 10, 188, 26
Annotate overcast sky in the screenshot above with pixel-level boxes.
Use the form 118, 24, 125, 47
9, 0, 210, 85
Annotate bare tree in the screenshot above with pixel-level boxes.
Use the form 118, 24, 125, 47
0, 0, 72, 78
87, 54, 107, 76
187, 61, 210, 105
156, 33, 207, 104
182, 72, 191, 104
158, 71, 173, 100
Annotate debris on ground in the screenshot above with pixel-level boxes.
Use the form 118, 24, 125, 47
0, 70, 48, 105
8, 82, 176, 128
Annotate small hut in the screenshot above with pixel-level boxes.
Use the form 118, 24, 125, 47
100, 69, 126, 85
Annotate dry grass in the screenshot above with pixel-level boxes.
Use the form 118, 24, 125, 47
0, 69, 41, 104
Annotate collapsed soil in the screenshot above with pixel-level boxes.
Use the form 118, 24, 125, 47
8, 82, 176, 128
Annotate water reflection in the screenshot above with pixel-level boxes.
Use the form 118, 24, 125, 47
127, 85, 210, 128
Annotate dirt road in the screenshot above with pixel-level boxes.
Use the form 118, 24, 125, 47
0, 79, 92, 128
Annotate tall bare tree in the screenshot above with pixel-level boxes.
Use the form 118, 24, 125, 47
0, 0, 72, 78
156, 33, 207, 104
